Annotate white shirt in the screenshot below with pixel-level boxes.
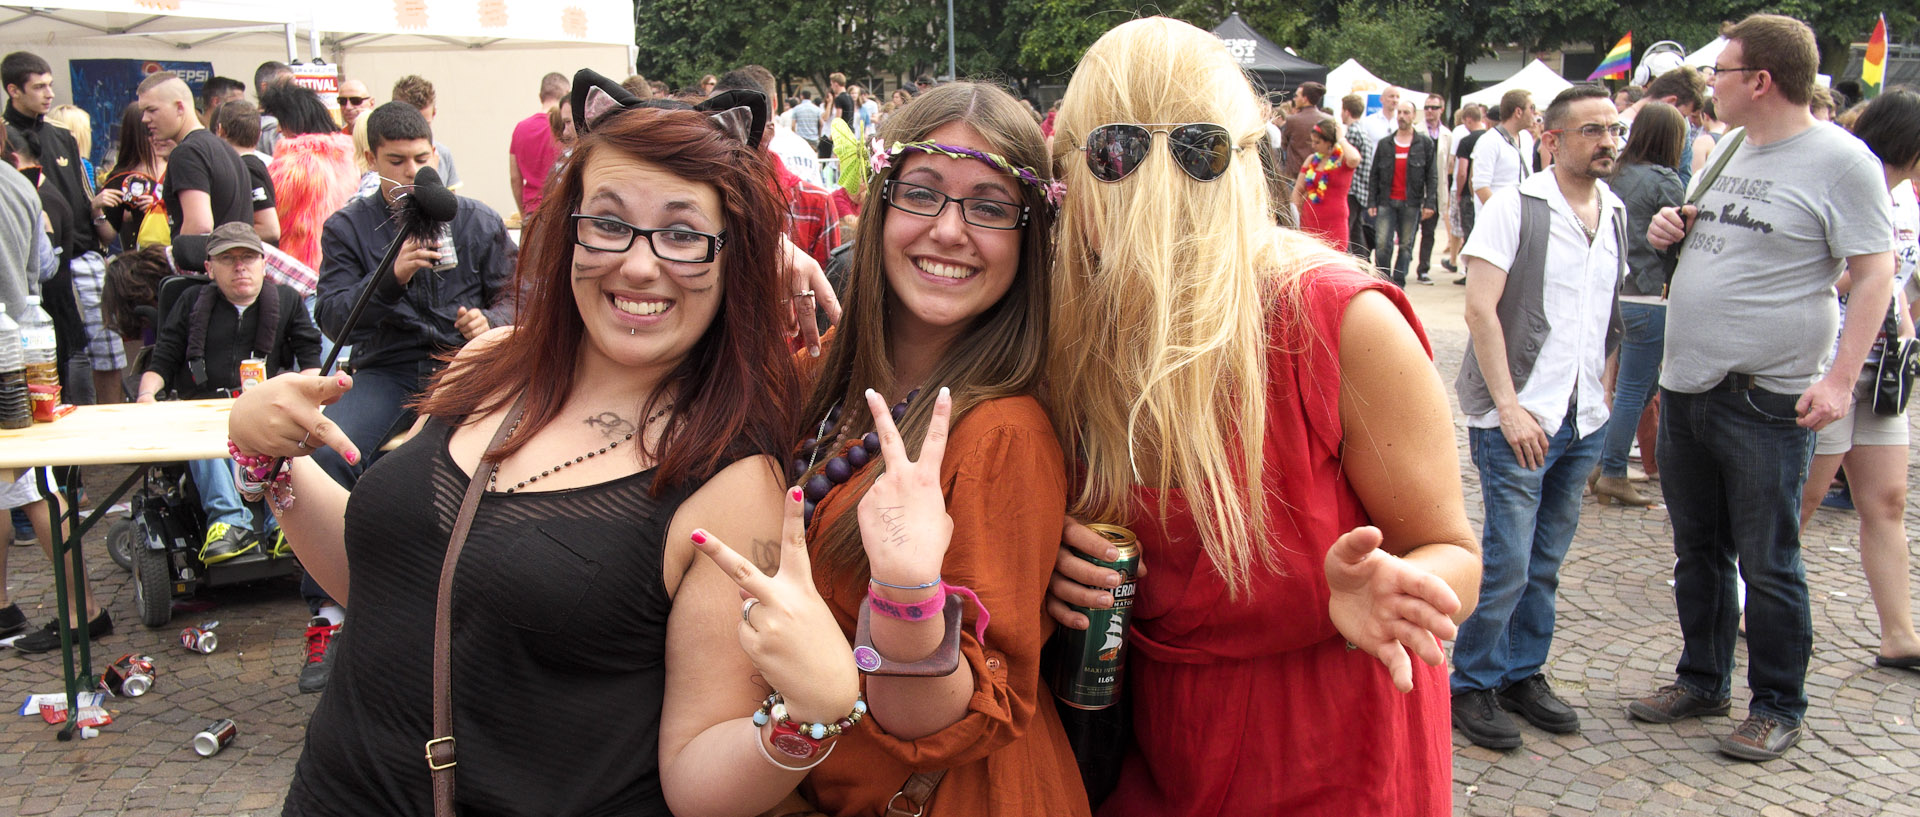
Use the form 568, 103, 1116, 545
1361, 111, 1394, 146
1461, 171, 1626, 437
1470, 126, 1532, 213
769, 126, 824, 186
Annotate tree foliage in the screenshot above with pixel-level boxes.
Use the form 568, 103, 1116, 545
1301, 1, 1445, 89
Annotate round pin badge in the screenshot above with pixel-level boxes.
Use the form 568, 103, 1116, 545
853, 645, 882, 672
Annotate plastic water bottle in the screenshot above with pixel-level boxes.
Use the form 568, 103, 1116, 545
18, 294, 58, 392
0, 309, 29, 429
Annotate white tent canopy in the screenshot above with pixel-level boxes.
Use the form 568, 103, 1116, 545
1462, 59, 1572, 109
0, 1, 636, 217
1322, 58, 1427, 113
1683, 37, 1727, 70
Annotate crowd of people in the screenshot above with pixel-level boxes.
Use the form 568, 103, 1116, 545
0, 8, 1914, 816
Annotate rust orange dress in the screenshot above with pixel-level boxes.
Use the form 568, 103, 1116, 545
799, 395, 1093, 817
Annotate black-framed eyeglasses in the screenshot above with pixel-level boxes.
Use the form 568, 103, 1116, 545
1546, 123, 1629, 140
1712, 66, 1761, 77
881, 179, 1029, 230
569, 214, 727, 263
1078, 122, 1239, 183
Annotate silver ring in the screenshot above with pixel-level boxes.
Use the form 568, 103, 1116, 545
297, 431, 315, 450
741, 598, 761, 627
795, 289, 815, 299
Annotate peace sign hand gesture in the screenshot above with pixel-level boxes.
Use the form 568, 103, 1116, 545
856, 388, 954, 589
691, 488, 859, 722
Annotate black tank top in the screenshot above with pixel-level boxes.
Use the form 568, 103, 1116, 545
285, 417, 698, 817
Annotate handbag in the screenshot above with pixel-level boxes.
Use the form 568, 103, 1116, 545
430, 395, 527, 817
1872, 304, 1919, 416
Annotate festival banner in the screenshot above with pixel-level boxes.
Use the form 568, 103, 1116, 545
70, 59, 214, 173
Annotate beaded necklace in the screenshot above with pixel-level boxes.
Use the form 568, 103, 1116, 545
792, 390, 918, 525
487, 403, 673, 493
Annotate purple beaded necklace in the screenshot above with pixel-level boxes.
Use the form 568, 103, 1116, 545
792, 390, 918, 525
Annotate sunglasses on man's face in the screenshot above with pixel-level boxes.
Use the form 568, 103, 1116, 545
1079, 123, 1239, 183
339, 96, 371, 107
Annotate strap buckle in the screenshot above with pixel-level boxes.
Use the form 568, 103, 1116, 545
424, 736, 458, 771
884, 791, 927, 817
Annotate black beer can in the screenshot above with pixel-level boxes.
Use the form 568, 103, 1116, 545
1046, 522, 1140, 808
193, 719, 238, 757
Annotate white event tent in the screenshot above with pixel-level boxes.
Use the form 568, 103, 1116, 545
1461, 59, 1573, 110
0, 0, 637, 217
1322, 58, 1427, 114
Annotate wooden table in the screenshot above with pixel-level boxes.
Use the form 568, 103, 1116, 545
0, 399, 235, 738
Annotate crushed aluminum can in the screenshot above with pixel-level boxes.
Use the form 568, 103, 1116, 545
193, 718, 238, 757
101, 654, 157, 697
180, 621, 220, 654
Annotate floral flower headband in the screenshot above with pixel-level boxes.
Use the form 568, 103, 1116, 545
861, 141, 1066, 206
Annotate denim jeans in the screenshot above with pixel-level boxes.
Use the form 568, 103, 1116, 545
1658, 386, 1815, 725
1373, 199, 1420, 284
1346, 192, 1373, 257
1452, 421, 1605, 693
1416, 209, 1440, 275
1600, 302, 1666, 477
302, 361, 431, 607
186, 457, 251, 530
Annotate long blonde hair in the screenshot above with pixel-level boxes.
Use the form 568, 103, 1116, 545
1050, 17, 1362, 596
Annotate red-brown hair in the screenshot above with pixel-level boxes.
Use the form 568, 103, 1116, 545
415, 107, 798, 493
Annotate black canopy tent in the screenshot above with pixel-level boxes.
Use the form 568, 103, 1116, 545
1212, 12, 1327, 97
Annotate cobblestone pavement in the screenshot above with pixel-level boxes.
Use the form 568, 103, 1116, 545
3, 282, 1918, 816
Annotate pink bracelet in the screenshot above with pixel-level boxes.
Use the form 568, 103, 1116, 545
866, 581, 991, 644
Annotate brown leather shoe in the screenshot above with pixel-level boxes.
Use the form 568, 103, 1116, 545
1592, 475, 1654, 506
1627, 684, 1730, 723
1718, 714, 1802, 761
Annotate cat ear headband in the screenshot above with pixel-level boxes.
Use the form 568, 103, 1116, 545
569, 68, 769, 150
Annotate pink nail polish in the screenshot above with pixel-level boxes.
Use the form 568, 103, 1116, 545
790, 487, 804, 502
337, 375, 350, 387
691, 530, 708, 545
344, 451, 358, 465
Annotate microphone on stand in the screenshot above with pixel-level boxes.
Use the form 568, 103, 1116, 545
315, 166, 457, 376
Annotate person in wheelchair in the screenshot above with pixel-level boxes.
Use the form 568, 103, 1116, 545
136, 222, 321, 564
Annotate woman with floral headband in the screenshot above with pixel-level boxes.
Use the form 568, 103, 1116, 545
230, 77, 865, 817
1291, 117, 1361, 249
1045, 18, 1479, 815
698, 81, 1090, 817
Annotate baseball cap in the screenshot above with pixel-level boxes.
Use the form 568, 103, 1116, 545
206, 222, 262, 257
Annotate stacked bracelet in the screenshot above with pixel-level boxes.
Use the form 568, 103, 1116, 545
228, 441, 296, 512
751, 691, 867, 767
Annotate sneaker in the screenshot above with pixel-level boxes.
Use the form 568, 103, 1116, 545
1452, 688, 1522, 749
1453, 275, 1468, 286
1627, 683, 1731, 723
299, 617, 342, 693
265, 530, 291, 558
1497, 674, 1580, 733
0, 603, 26, 638
200, 522, 256, 565
11, 508, 32, 545
1441, 258, 1458, 272
1416, 272, 1435, 285
1821, 488, 1855, 511
13, 610, 114, 653
1718, 714, 1802, 761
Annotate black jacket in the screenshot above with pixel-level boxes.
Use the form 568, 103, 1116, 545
5, 105, 96, 256
147, 282, 322, 400
315, 193, 517, 371
1368, 132, 1439, 212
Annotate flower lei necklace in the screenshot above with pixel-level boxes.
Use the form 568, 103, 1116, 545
867, 140, 1066, 206
1301, 149, 1342, 205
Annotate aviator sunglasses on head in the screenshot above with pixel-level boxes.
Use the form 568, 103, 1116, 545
1079, 122, 1241, 183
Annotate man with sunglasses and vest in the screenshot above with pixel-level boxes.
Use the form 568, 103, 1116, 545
1452, 84, 1627, 751
1630, 14, 1895, 762
138, 223, 321, 564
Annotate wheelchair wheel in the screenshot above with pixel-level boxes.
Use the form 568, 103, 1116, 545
106, 518, 138, 572
133, 545, 174, 628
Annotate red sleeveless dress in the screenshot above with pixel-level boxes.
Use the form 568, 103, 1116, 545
1101, 266, 1452, 817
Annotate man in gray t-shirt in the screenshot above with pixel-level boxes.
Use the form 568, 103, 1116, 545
1626, 15, 1896, 764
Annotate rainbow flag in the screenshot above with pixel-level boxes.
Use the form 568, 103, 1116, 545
1588, 33, 1632, 81
1864, 14, 1888, 98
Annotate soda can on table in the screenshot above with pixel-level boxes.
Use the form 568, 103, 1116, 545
193, 719, 238, 757
180, 621, 220, 654
101, 654, 157, 697
1049, 523, 1140, 709
238, 359, 267, 392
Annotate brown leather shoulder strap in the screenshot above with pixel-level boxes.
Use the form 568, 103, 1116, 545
429, 396, 527, 817
886, 769, 949, 817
